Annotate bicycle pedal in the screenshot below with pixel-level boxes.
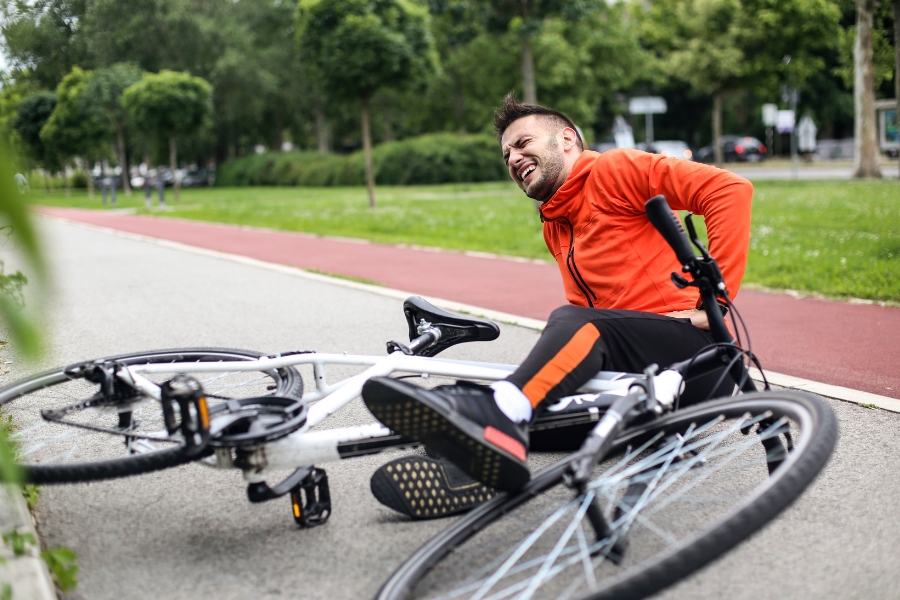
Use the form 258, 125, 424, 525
290, 468, 331, 528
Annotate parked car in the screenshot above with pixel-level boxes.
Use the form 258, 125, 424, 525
637, 140, 694, 160
180, 168, 215, 187
696, 136, 766, 163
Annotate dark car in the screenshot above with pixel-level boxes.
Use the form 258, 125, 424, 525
696, 136, 766, 163
181, 168, 215, 187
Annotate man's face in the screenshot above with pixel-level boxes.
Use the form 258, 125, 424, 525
501, 115, 566, 203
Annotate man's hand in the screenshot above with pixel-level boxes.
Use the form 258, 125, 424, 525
664, 309, 710, 330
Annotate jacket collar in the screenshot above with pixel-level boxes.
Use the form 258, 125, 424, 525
538, 150, 599, 221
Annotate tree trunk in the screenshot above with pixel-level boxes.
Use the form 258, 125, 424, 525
116, 125, 132, 195
852, 0, 882, 178
64, 168, 70, 197
84, 156, 94, 200
893, 0, 900, 179
170, 135, 180, 202
382, 104, 394, 143
521, 35, 537, 104
454, 84, 466, 133
315, 107, 330, 153
360, 96, 376, 208
274, 113, 284, 151
713, 92, 724, 166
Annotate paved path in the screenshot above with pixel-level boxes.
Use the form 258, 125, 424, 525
729, 165, 898, 180
36, 207, 900, 399
12, 219, 900, 600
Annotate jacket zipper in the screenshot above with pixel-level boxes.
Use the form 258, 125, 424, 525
541, 213, 598, 308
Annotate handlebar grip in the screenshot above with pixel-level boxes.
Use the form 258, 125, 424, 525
645, 195, 696, 267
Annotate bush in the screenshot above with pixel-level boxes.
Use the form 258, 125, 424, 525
70, 171, 89, 188
215, 133, 507, 187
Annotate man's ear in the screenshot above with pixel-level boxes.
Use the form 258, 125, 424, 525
561, 127, 580, 150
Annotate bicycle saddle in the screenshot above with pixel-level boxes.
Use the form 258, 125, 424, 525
402, 296, 500, 357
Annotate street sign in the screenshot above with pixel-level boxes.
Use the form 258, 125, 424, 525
612, 115, 635, 149
797, 116, 817, 152
628, 97, 667, 115
776, 110, 795, 133
762, 104, 778, 127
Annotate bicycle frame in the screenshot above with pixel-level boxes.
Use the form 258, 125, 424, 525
117, 351, 644, 482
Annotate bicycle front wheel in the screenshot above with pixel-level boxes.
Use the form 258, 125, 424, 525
1, 348, 303, 484
379, 391, 837, 600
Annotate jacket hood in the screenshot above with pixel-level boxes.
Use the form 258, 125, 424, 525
539, 150, 600, 220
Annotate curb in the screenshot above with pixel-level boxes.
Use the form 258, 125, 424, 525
0, 485, 58, 599
39, 214, 900, 414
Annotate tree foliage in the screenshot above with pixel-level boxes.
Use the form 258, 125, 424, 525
297, 0, 439, 206
11, 91, 58, 170
0, 0, 893, 171
123, 69, 212, 198
40, 67, 109, 168
297, 0, 438, 101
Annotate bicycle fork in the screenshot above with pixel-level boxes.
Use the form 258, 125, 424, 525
564, 385, 650, 563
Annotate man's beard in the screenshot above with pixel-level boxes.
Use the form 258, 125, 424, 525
525, 135, 564, 203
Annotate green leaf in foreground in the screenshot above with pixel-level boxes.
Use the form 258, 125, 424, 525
41, 546, 79, 592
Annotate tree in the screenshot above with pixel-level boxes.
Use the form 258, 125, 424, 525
297, 0, 439, 207
894, 0, 899, 179
469, 0, 601, 104
852, 0, 882, 178
640, 0, 841, 165
123, 70, 212, 201
641, 0, 748, 164
1, 0, 91, 89
11, 91, 59, 188
427, 0, 485, 132
82, 63, 143, 195
40, 67, 110, 199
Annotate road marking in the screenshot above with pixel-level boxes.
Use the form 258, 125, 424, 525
40, 214, 900, 414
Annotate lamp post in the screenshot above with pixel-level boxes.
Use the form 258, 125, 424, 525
762, 103, 777, 157
782, 56, 799, 180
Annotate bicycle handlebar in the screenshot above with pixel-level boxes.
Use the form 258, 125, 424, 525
645, 195, 696, 268
645, 195, 757, 393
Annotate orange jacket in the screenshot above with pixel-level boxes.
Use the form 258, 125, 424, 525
539, 149, 753, 313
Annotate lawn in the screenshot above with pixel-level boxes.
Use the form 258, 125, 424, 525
30, 179, 900, 303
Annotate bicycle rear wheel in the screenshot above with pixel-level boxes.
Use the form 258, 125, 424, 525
1, 348, 303, 484
378, 391, 837, 600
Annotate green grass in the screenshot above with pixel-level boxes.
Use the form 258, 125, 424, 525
29, 179, 900, 302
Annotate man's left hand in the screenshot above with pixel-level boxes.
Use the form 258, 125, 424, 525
664, 309, 710, 330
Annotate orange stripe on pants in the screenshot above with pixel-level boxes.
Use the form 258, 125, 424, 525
521, 323, 600, 408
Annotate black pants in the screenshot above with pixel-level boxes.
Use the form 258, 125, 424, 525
508, 305, 734, 412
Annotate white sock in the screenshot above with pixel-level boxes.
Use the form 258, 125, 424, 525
490, 381, 533, 423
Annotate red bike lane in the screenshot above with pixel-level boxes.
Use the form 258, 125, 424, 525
36, 206, 900, 400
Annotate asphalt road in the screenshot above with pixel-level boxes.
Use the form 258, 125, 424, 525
728, 164, 898, 180
4, 218, 899, 599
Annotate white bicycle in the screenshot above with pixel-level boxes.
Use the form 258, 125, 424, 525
0, 197, 837, 600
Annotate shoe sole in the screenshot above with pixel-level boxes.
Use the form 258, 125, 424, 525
370, 455, 497, 520
363, 378, 530, 493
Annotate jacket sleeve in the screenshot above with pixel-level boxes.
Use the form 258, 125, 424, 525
599, 149, 753, 299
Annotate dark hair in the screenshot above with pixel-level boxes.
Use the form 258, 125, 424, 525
493, 93, 583, 150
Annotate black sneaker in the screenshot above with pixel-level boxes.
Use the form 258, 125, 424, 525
362, 377, 530, 492
370, 454, 497, 519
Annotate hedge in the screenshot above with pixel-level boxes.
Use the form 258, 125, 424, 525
215, 133, 508, 187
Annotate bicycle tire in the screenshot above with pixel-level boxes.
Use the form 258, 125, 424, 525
378, 390, 837, 600
1, 347, 303, 484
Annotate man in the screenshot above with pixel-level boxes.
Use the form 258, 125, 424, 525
364, 94, 753, 517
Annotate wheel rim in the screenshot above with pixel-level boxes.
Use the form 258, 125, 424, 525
1, 349, 300, 473
403, 397, 820, 600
